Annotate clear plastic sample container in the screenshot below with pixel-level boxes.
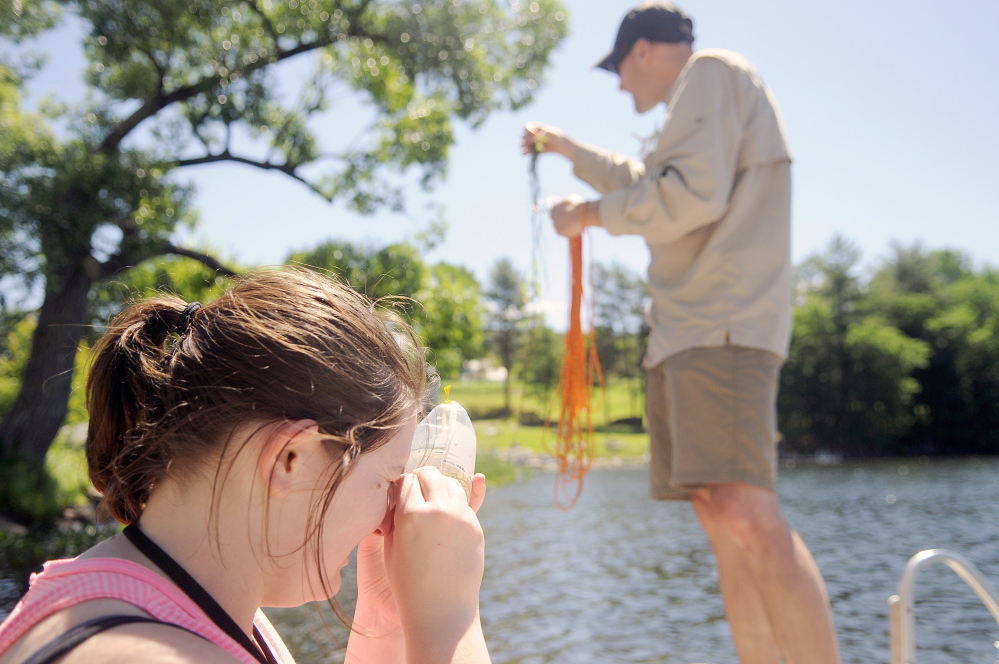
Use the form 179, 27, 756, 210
405, 400, 477, 498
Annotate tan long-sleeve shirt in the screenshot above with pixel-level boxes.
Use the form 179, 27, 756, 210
573, 48, 793, 366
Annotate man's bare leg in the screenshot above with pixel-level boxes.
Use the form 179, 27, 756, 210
695, 482, 840, 664
692, 489, 781, 664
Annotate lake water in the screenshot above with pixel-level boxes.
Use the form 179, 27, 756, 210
266, 457, 999, 664
5, 458, 999, 663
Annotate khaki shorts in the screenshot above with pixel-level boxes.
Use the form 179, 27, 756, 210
646, 345, 782, 500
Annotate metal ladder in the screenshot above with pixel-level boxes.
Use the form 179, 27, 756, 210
888, 549, 999, 664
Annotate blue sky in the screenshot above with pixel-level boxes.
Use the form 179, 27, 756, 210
18, 0, 999, 324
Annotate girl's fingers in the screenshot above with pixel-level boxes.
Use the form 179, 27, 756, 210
411, 465, 475, 508
394, 472, 420, 512
412, 465, 445, 503
469, 473, 486, 513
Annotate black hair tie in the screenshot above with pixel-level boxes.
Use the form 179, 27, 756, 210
175, 302, 202, 336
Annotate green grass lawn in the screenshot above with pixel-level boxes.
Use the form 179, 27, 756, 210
474, 419, 649, 459
443, 379, 650, 462
443, 378, 645, 426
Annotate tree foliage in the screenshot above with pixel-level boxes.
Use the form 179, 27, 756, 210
421, 261, 484, 379
287, 239, 483, 379
482, 257, 526, 413
0, 0, 61, 42
780, 237, 999, 456
877, 249, 999, 454
518, 319, 556, 386
0, 0, 567, 463
592, 261, 647, 373
589, 261, 647, 425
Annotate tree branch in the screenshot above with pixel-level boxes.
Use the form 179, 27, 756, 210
97, 0, 389, 162
174, 151, 331, 200
140, 46, 166, 98
97, 221, 238, 280
96, 225, 139, 279
98, 242, 238, 282
163, 244, 238, 277
351, 0, 377, 22
100, 77, 219, 153
100, 33, 344, 154
247, 0, 281, 50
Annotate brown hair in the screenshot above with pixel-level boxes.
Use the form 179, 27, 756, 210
86, 267, 426, 560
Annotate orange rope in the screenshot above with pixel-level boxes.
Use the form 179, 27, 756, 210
544, 232, 604, 510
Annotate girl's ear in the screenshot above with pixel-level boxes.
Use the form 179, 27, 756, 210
260, 419, 322, 499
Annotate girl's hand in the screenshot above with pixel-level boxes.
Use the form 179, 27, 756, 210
384, 467, 486, 632
354, 527, 400, 634
352, 472, 486, 637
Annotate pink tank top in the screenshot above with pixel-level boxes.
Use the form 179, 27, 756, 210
0, 557, 296, 663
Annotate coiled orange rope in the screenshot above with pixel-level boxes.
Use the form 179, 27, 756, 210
529, 139, 603, 509
545, 231, 604, 510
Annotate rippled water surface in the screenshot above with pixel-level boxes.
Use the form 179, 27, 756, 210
265, 457, 999, 664
4, 458, 998, 662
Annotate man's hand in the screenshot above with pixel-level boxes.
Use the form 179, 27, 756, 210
522, 122, 579, 161
550, 195, 600, 238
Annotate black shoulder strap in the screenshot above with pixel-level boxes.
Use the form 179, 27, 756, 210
20, 615, 202, 664
122, 524, 276, 664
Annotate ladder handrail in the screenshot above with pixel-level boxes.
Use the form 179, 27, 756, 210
888, 549, 999, 664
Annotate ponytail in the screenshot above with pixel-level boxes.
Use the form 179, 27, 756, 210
86, 297, 195, 523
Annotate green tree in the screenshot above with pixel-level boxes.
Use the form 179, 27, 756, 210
0, 0, 60, 40
925, 273, 999, 452
785, 235, 863, 444
0, 316, 35, 419
779, 297, 841, 451
775, 237, 999, 456
519, 319, 562, 411
0, 0, 567, 463
865, 245, 999, 453
420, 262, 483, 380
780, 237, 931, 455
483, 258, 526, 414
592, 261, 647, 421
840, 318, 930, 454
287, 239, 482, 379
290, 240, 425, 301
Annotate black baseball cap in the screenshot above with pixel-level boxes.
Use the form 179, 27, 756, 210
596, 1, 694, 73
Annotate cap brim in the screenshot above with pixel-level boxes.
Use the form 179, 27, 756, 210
595, 39, 636, 73
595, 50, 618, 72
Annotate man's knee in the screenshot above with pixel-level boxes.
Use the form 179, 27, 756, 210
705, 483, 791, 553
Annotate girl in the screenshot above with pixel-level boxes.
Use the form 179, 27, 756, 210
0, 269, 490, 664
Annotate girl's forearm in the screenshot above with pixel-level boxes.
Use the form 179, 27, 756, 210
403, 610, 490, 664
345, 608, 406, 664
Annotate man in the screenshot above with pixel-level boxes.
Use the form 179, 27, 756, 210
522, 3, 840, 663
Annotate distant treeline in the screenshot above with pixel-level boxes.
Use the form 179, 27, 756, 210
2, 236, 996, 463
778, 237, 999, 456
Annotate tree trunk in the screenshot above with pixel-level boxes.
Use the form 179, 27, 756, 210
0, 261, 93, 462
501, 334, 513, 415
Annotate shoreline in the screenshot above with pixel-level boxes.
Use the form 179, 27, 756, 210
488, 444, 651, 472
